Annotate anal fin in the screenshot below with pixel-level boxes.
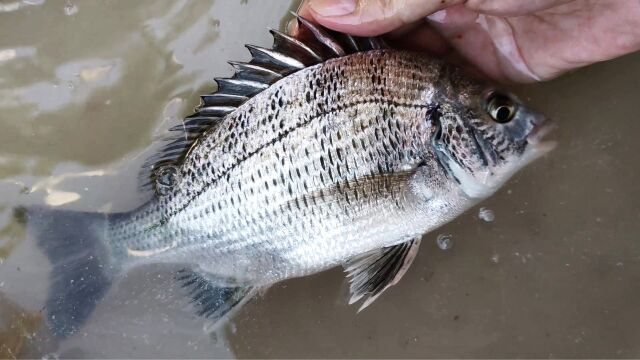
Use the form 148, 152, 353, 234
344, 238, 422, 311
176, 269, 253, 324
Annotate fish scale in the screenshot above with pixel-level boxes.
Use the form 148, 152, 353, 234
107, 51, 446, 281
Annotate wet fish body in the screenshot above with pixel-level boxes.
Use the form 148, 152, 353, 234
112, 51, 469, 282
27, 15, 554, 337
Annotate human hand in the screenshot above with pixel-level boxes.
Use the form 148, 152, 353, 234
297, 0, 640, 82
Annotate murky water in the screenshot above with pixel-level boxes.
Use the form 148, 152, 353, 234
1, 0, 639, 358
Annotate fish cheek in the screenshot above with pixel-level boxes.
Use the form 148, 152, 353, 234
437, 119, 474, 172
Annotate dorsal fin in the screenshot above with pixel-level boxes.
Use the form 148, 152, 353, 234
138, 14, 388, 196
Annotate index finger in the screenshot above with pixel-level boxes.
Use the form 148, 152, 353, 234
298, 0, 465, 36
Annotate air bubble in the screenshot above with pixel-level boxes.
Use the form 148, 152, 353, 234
436, 234, 453, 250
478, 207, 495, 222
64, 1, 78, 16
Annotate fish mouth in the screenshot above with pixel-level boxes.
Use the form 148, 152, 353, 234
526, 119, 557, 152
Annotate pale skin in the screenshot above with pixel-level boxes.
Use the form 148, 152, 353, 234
297, 0, 640, 82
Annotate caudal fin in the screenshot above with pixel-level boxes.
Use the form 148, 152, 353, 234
25, 207, 119, 338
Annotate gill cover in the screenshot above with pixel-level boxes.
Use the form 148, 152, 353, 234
430, 105, 495, 198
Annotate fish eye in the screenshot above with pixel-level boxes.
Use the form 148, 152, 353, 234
486, 92, 517, 124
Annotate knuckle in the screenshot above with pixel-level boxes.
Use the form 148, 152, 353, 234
373, 0, 403, 17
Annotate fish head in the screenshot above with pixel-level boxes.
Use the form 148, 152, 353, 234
431, 86, 555, 199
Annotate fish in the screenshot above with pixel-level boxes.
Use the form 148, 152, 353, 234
25, 13, 555, 338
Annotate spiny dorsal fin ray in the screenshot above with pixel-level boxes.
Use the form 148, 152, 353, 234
270, 28, 324, 65
246, 44, 306, 72
197, 105, 236, 117
228, 61, 283, 84
138, 14, 387, 196
200, 93, 248, 107
290, 12, 346, 57
358, 36, 388, 50
338, 33, 360, 52
214, 77, 269, 97
169, 115, 221, 132
345, 238, 421, 311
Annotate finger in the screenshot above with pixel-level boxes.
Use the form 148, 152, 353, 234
297, 0, 314, 18
426, 5, 538, 82
465, 0, 575, 16
289, 0, 310, 35
515, 0, 640, 79
384, 20, 424, 40
431, 0, 640, 82
386, 22, 453, 57
300, 0, 465, 36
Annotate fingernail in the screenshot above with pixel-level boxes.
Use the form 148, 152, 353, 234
427, 10, 447, 23
309, 0, 356, 17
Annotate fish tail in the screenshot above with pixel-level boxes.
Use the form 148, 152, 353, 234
23, 207, 122, 338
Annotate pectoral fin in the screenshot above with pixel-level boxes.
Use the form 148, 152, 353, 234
344, 237, 422, 311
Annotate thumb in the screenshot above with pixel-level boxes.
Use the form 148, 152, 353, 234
303, 0, 464, 36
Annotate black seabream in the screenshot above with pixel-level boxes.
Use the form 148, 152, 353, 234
27, 14, 555, 337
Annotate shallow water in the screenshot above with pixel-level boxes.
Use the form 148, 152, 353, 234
1, 0, 639, 358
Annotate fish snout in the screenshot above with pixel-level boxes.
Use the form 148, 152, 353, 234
526, 114, 556, 146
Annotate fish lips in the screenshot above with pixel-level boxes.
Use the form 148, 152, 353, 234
526, 116, 557, 152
